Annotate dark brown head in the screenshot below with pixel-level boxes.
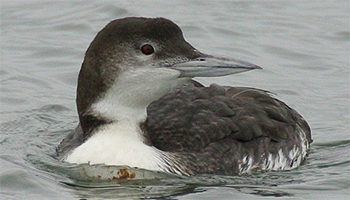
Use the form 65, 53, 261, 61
77, 17, 261, 133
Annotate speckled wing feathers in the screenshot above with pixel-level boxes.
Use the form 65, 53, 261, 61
145, 83, 311, 174
147, 84, 309, 150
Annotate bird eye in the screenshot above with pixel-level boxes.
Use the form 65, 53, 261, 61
141, 44, 154, 55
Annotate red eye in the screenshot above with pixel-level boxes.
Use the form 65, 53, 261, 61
141, 44, 154, 55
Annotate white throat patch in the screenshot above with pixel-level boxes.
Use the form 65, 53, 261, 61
91, 67, 185, 121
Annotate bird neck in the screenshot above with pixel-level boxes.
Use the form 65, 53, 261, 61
89, 68, 190, 124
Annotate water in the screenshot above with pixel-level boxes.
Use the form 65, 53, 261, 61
0, 0, 349, 199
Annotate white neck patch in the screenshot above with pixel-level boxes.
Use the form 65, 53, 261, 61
91, 67, 185, 121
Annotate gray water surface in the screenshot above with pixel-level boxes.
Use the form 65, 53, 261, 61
1, 0, 349, 199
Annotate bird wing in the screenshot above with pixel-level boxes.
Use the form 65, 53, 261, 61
145, 83, 311, 152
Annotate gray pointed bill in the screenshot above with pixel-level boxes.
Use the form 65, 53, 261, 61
170, 55, 262, 77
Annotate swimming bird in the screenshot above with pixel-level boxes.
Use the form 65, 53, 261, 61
58, 17, 312, 176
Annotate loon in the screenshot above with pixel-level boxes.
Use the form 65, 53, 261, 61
57, 17, 312, 176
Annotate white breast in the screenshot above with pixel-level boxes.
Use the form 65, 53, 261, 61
64, 122, 166, 172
